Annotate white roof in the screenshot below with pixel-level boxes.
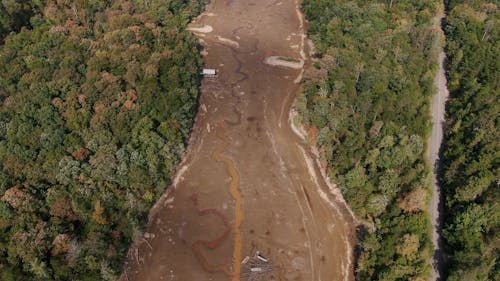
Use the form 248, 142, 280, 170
202, 68, 217, 75
250, 267, 263, 272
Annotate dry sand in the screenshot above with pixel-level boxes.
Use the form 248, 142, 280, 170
264, 56, 304, 69
187, 24, 213, 33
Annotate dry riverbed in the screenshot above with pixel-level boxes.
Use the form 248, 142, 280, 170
119, 1, 355, 280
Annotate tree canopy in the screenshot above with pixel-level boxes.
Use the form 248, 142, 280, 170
441, 0, 499, 280
0, 0, 41, 42
298, 0, 441, 279
0, 0, 206, 280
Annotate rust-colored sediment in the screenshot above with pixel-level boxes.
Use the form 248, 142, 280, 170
187, 125, 244, 279
211, 126, 244, 280
190, 193, 233, 275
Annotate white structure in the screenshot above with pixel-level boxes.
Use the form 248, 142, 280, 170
241, 251, 272, 281
256, 254, 268, 262
201, 68, 217, 77
250, 267, 263, 272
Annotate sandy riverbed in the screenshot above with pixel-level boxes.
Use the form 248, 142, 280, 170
119, 1, 355, 280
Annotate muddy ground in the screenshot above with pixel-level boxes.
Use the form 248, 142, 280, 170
120, 0, 355, 280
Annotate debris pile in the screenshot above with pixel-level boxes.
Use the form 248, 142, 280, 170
241, 252, 273, 281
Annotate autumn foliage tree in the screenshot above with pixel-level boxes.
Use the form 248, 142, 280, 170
298, 0, 440, 279
0, 0, 206, 280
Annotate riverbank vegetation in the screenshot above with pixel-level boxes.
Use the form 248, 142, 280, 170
441, 0, 499, 279
0, 0, 205, 280
298, 0, 441, 279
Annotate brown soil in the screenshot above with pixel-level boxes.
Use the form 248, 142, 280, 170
119, 0, 355, 280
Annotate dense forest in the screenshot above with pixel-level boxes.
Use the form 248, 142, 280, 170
441, 0, 499, 280
298, 0, 442, 279
0, 0, 205, 280
0, 1, 40, 42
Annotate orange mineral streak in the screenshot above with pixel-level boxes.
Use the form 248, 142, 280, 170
190, 207, 233, 276
211, 127, 244, 280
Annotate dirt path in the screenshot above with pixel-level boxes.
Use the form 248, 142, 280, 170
119, 1, 355, 280
428, 11, 449, 281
